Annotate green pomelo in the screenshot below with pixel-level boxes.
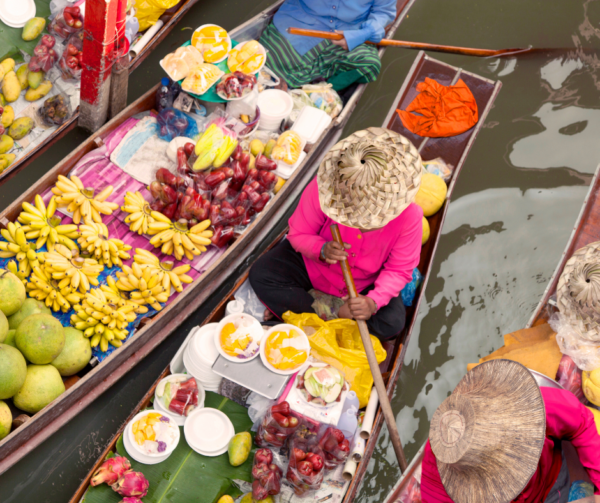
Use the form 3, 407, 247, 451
8, 298, 51, 330
51, 328, 91, 376
4, 329, 15, 348
0, 269, 25, 316
16, 314, 65, 364
13, 364, 65, 413
0, 400, 11, 440
0, 344, 27, 399
0, 310, 7, 343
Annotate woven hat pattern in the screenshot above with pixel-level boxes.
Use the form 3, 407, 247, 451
317, 127, 423, 230
430, 360, 546, 503
557, 241, 600, 342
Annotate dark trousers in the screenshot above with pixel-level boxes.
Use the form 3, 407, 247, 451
249, 239, 406, 341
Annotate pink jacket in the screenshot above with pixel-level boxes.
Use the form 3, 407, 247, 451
421, 387, 600, 502
287, 179, 423, 309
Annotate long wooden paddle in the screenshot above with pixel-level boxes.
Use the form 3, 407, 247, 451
330, 224, 408, 472
288, 27, 531, 57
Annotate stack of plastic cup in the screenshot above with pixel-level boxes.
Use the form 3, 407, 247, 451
183, 323, 222, 392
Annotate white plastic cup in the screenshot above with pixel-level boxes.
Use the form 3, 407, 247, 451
257, 90, 293, 132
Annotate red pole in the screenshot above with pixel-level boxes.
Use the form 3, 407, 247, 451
79, 0, 127, 132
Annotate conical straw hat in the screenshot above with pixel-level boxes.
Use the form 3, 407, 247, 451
557, 241, 600, 342
317, 127, 423, 230
429, 359, 546, 503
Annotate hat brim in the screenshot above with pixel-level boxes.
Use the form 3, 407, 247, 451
432, 360, 546, 503
317, 127, 423, 230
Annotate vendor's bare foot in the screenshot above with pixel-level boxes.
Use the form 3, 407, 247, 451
264, 309, 274, 321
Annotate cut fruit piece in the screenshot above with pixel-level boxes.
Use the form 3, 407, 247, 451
323, 383, 342, 403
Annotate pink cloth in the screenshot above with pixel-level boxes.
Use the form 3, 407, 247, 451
287, 179, 423, 309
421, 387, 600, 502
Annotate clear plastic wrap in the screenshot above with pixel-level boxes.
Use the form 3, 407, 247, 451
423, 157, 453, 183
556, 354, 588, 404
156, 108, 198, 142
29, 35, 59, 73
251, 448, 283, 500
48, 5, 83, 38
255, 401, 302, 449
38, 94, 72, 127
234, 279, 266, 321
550, 313, 600, 371
285, 425, 326, 498
58, 32, 84, 81
318, 426, 350, 470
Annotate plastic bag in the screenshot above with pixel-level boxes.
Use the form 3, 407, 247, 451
48, 5, 83, 38
423, 158, 453, 183
235, 279, 266, 321
38, 94, 72, 126
29, 35, 59, 73
285, 425, 326, 497
550, 312, 600, 371
318, 426, 349, 470
58, 32, 84, 81
556, 354, 588, 404
401, 268, 422, 307
156, 108, 198, 142
134, 0, 180, 32
255, 400, 302, 449
282, 313, 387, 408
252, 448, 283, 500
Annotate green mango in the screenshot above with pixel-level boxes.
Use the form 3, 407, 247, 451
8, 118, 33, 141
27, 71, 44, 90
22, 18, 46, 41
16, 65, 29, 90
0, 94, 6, 107
227, 432, 251, 466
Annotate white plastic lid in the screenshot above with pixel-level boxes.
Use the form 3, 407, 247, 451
291, 107, 332, 144
0, 0, 36, 28
184, 408, 234, 453
257, 90, 293, 118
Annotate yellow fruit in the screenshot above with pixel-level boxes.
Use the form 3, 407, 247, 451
0, 58, 15, 75
8, 117, 34, 140
1, 105, 14, 128
228, 432, 251, 466
1, 71, 21, 103
271, 131, 302, 165
25, 80, 52, 102
218, 497, 235, 503
22, 18, 46, 41
16, 65, 29, 89
0, 153, 16, 172
422, 217, 430, 245
227, 40, 264, 74
414, 172, 447, 217
583, 368, 600, 406
191, 25, 230, 63
0, 135, 14, 154
274, 176, 285, 194
249, 139, 264, 157
588, 406, 600, 435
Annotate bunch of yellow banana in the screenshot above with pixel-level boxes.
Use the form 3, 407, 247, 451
0, 222, 39, 282
133, 248, 193, 293
38, 244, 104, 294
115, 261, 169, 311
17, 195, 79, 251
100, 276, 149, 315
70, 288, 137, 352
77, 223, 132, 268
26, 266, 83, 312
51, 175, 119, 225
147, 213, 213, 261
121, 191, 155, 235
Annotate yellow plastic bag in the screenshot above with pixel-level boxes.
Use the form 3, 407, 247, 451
134, 0, 180, 32
282, 312, 387, 408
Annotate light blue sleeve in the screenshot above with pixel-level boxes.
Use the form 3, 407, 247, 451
348, 0, 397, 50
344, 27, 373, 52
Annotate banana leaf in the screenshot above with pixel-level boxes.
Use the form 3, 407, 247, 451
0, 0, 52, 61
83, 392, 254, 503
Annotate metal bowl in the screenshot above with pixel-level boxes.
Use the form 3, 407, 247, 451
528, 369, 564, 390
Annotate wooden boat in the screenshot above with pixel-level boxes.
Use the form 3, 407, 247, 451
69, 51, 501, 503
382, 170, 600, 503
0, 0, 198, 184
0, 0, 415, 476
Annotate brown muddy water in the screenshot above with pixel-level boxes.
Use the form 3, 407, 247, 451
1, 0, 599, 501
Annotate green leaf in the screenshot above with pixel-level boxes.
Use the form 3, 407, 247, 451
83, 392, 254, 503
0, 0, 52, 61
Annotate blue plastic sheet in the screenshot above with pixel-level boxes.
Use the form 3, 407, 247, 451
401, 268, 422, 307
156, 108, 199, 142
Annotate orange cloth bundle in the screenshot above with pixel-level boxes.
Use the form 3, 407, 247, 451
397, 77, 478, 138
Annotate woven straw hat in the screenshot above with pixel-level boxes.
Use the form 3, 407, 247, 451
317, 127, 423, 230
429, 360, 546, 503
557, 241, 600, 342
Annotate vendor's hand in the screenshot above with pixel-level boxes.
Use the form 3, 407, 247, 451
339, 295, 376, 321
321, 241, 350, 264
331, 31, 349, 51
